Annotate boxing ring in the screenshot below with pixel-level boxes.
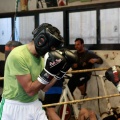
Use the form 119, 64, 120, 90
1, 67, 120, 120
42, 73, 120, 120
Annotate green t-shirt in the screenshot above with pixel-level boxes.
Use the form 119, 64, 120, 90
2, 44, 44, 103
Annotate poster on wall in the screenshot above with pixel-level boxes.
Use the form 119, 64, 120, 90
20, 0, 92, 11
37, 0, 91, 8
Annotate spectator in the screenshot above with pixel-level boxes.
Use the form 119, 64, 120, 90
68, 38, 103, 100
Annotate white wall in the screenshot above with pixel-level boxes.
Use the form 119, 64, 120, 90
0, 0, 37, 13
1, 50, 119, 67
0, 0, 16, 13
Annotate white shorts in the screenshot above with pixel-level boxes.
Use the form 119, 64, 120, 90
1, 99, 48, 120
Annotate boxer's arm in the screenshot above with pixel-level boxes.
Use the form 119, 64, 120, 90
16, 51, 66, 96
16, 74, 45, 96
42, 78, 57, 92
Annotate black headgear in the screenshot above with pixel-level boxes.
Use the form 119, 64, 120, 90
105, 65, 120, 86
32, 23, 64, 56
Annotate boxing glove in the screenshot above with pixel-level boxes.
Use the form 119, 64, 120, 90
37, 50, 66, 84
105, 65, 120, 92
55, 49, 77, 80
105, 66, 119, 85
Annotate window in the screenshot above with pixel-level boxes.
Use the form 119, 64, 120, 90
100, 8, 120, 44
69, 11, 96, 45
15, 16, 35, 44
0, 18, 12, 45
39, 12, 63, 36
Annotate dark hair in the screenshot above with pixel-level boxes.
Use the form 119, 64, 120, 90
75, 38, 84, 44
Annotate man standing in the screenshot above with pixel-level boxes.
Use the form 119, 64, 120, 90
0, 23, 76, 120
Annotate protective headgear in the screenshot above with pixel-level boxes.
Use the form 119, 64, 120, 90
105, 65, 120, 86
32, 23, 64, 56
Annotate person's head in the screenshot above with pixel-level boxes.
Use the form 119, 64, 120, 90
32, 23, 64, 56
5, 41, 22, 60
74, 38, 84, 52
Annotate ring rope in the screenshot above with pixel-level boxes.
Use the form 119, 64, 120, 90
42, 94, 120, 108
0, 67, 108, 80
66, 67, 108, 74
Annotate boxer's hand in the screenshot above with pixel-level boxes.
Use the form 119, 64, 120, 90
37, 51, 66, 84
55, 49, 77, 80
105, 66, 119, 85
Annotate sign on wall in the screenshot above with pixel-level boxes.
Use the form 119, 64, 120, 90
20, 0, 92, 11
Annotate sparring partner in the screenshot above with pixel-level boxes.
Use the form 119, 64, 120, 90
68, 38, 103, 101
105, 65, 120, 93
0, 23, 76, 120
43, 49, 77, 120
